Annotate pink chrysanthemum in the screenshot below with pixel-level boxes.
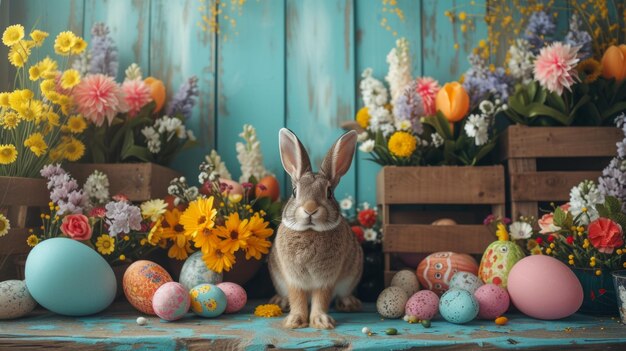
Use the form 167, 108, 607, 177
122, 79, 152, 117
415, 77, 440, 115
534, 42, 580, 95
73, 74, 128, 126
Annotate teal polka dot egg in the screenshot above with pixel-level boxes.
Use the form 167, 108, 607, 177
189, 284, 227, 318
439, 289, 479, 324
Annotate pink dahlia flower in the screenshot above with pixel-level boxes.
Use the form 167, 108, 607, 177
73, 74, 128, 126
533, 42, 580, 95
415, 77, 440, 115
122, 79, 152, 117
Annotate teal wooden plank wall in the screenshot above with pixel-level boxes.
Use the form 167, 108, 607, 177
0, 0, 570, 205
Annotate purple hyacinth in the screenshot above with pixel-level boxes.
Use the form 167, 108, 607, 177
40, 163, 66, 179
88, 23, 119, 77
565, 14, 593, 61
462, 55, 513, 108
105, 200, 142, 237
524, 11, 556, 53
393, 80, 425, 134
166, 76, 199, 119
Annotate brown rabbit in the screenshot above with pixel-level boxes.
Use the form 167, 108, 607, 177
268, 128, 363, 329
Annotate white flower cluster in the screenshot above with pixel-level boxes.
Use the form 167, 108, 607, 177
570, 180, 604, 224
386, 38, 412, 102
360, 68, 395, 136
141, 116, 196, 155
83, 170, 110, 206
507, 39, 535, 84
125, 63, 142, 81
599, 113, 626, 209
236, 124, 273, 183
205, 150, 232, 181
463, 100, 507, 146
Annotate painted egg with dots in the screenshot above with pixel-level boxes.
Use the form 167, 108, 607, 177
190, 284, 227, 318
405, 290, 439, 320
416, 252, 479, 296
478, 240, 525, 289
474, 283, 510, 319
123, 260, 173, 315
439, 289, 479, 324
179, 251, 223, 292
376, 286, 408, 319
152, 282, 190, 321
449, 271, 483, 294
217, 282, 247, 314
389, 270, 420, 297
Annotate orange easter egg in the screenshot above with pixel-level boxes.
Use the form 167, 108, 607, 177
416, 252, 479, 296
144, 77, 166, 113
123, 260, 173, 315
255, 175, 280, 202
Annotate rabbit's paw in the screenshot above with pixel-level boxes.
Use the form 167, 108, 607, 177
310, 313, 336, 329
335, 295, 362, 312
283, 313, 308, 329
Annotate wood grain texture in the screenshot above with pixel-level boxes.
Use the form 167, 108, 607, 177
377, 165, 505, 205
383, 224, 494, 254
511, 171, 603, 201
501, 125, 621, 159
83, 0, 151, 81
285, 0, 356, 201
65, 163, 180, 201
0, 176, 48, 206
0, 0, 9, 90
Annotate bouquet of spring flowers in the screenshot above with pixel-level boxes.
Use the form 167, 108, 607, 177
28, 164, 154, 265
70, 23, 197, 165
339, 196, 382, 245
143, 124, 282, 273
355, 38, 500, 167
0, 24, 88, 177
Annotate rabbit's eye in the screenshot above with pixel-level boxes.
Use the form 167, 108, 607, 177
326, 187, 333, 199
292, 187, 297, 197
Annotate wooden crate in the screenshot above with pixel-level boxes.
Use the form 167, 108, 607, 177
0, 176, 49, 279
500, 125, 622, 219
65, 163, 181, 202
377, 165, 505, 286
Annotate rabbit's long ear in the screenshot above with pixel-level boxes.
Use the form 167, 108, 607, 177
320, 130, 357, 188
279, 128, 311, 181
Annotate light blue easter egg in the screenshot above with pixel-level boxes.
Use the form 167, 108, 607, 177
189, 283, 227, 318
449, 272, 484, 294
179, 251, 222, 291
439, 289, 479, 324
25, 238, 116, 316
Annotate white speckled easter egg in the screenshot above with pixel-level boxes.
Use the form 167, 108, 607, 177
189, 284, 227, 318
405, 290, 439, 320
217, 282, 247, 314
152, 282, 190, 321
0, 280, 36, 319
474, 284, 510, 319
179, 251, 223, 291
449, 272, 483, 294
390, 270, 420, 298
376, 286, 408, 319
439, 289, 479, 324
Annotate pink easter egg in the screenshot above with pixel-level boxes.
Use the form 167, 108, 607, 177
217, 282, 247, 314
405, 290, 440, 320
474, 283, 510, 319
152, 282, 190, 321
507, 255, 583, 320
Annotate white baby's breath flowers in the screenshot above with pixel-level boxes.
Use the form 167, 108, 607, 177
507, 39, 535, 84
386, 38, 412, 102
84, 170, 110, 206
569, 180, 604, 224
431, 133, 444, 148
205, 149, 232, 180
141, 126, 161, 154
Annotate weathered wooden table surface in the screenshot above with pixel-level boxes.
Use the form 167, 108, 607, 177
1, 301, 625, 351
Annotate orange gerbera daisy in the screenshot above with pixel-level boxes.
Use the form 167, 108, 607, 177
202, 247, 236, 273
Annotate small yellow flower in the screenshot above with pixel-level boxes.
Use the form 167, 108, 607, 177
577, 59, 602, 84
582, 207, 588, 213
140, 199, 168, 222
254, 304, 283, 318
0, 92, 9, 107
568, 254, 574, 260
0, 213, 10, 237
8, 43, 30, 67
72, 38, 87, 54
96, 235, 115, 255
546, 248, 552, 254
29, 30, 48, 46
38, 57, 58, 79
26, 234, 39, 247
119, 254, 126, 261
1, 112, 20, 130
590, 261, 596, 267
28, 64, 42, 81
388, 131, 417, 158
617, 249, 623, 255
549, 243, 555, 249
24, 132, 48, 157
458, 11, 467, 21
496, 223, 509, 241
356, 107, 371, 128
0, 144, 18, 164
46, 111, 60, 127
40, 79, 56, 95
2, 24, 24, 47
623, 262, 626, 268
123, 235, 130, 241
60, 69, 80, 89
595, 270, 602, 276
60, 137, 85, 161
54, 31, 77, 55
568, 259, 575, 265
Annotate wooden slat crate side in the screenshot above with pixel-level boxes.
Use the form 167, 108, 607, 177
0, 228, 31, 255
384, 270, 398, 287
500, 125, 621, 160
377, 166, 505, 205
0, 177, 49, 207
511, 171, 601, 202
383, 224, 494, 254
65, 163, 181, 202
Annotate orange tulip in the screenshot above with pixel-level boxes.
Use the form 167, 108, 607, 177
601, 45, 626, 82
144, 77, 166, 113
435, 82, 470, 122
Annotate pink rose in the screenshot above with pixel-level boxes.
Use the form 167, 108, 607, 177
60, 214, 93, 241
588, 218, 624, 254
538, 213, 560, 234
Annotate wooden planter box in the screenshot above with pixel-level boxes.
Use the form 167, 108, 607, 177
0, 176, 49, 280
500, 125, 622, 219
65, 163, 181, 202
377, 165, 505, 286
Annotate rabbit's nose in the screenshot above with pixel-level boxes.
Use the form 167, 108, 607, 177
302, 200, 319, 215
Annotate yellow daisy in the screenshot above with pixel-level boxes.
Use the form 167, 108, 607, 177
26, 234, 39, 247
54, 31, 76, 55
356, 107, 371, 129
8, 43, 29, 67
0, 92, 9, 107
60, 69, 80, 89
140, 199, 168, 221
215, 212, 251, 254
181, 197, 219, 253
2, 24, 24, 47
72, 38, 87, 54
60, 137, 85, 161
388, 131, 417, 158
202, 247, 236, 273
96, 234, 115, 255
161, 209, 193, 260
40, 79, 56, 95
254, 304, 283, 318
248, 213, 274, 239
28, 64, 42, 81
1, 112, 20, 130
24, 132, 48, 157
147, 218, 164, 246
38, 58, 58, 79
577, 59, 602, 84
245, 236, 271, 260
29, 30, 48, 46
0, 144, 18, 164
0, 214, 10, 237
46, 111, 60, 127
496, 223, 509, 241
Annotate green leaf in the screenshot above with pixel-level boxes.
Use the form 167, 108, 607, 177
553, 207, 567, 227
612, 212, 626, 230
121, 145, 153, 162
605, 196, 622, 214
601, 102, 626, 120
526, 103, 572, 125
596, 203, 610, 218
423, 113, 453, 140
